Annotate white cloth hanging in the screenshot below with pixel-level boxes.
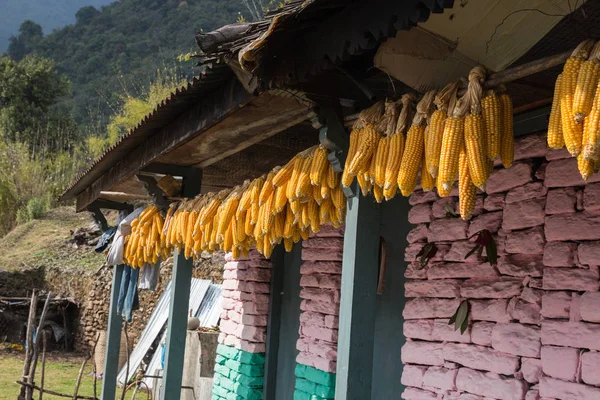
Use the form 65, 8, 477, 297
106, 207, 145, 266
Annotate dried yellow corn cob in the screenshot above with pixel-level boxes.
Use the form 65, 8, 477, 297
357, 172, 372, 197
320, 174, 330, 200
481, 93, 501, 159
384, 133, 405, 190
331, 186, 345, 211
464, 113, 489, 190
574, 41, 600, 122
258, 171, 275, 206
308, 199, 320, 233
273, 156, 296, 187
373, 136, 390, 187
421, 150, 435, 192
426, 109, 445, 177
579, 148, 596, 181
458, 147, 477, 220
284, 237, 293, 252
274, 183, 288, 213
583, 82, 600, 161
347, 125, 380, 176
548, 74, 565, 149
342, 129, 359, 187
437, 116, 464, 194
327, 164, 339, 189
499, 94, 514, 167
295, 155, 313, 200
373, 183, 384, 203
397, 125, 425, 197
561, 41, 594, 155
310, 146, 329, 186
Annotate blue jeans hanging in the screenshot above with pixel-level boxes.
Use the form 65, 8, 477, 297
116, 265, 139, 322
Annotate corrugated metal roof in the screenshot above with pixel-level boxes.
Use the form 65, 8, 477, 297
60, 64, 233, 202
116, 278, 221, 386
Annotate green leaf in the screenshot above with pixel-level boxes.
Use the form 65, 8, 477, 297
448, 311, 458, 326
454, 300, 469, 332
486, 236, 498, 266
444, 203, 459, 218
416, 243, 437, 267
460, 313, 469, 334
464, 244, 480, 260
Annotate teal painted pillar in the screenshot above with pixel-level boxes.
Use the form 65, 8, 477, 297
335, 191, 380, 400
161, 249, 194, 399
101, 264, 124, 400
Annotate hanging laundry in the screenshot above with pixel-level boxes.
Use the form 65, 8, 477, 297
116, 265, 139, 322
106, 207, 144, 266
138, 261, 160, 291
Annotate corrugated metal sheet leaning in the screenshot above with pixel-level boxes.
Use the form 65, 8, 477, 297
212, 250, 272, 400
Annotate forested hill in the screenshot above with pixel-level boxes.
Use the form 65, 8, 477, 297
0, 0, 114, 52
6, 0, 244, 127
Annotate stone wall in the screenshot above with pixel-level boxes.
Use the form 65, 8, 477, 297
77, 252, 225, 350
294, 225, 344, 400
213, 251, 271, 400
401, 132, 600, 400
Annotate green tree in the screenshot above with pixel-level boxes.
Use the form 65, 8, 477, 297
0, 55, 75, 151
7, 20, 44, 61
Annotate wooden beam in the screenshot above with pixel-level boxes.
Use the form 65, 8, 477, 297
335, 189, 380, 400
141, 163, 202, 178
90, 199, 134, 211
75, 78, 252, 212
101, 264, 124, 400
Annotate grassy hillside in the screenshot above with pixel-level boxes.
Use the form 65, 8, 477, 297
0, 207, 105, 271
0, 0, 114, 52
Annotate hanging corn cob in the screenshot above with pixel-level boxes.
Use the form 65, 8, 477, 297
342, 101, 385, 187
481, 90, 501, 159
384, 93, 415, 200
437, 84, 467, 197
548, 74, 565, 149
574, 41, 600, 122
464, 66, 490, 191
458, 146, 477, 220
371, 102, 400, 188
427, 82, 459, 178
560, 40, 595, 156
398, 90, 436, 197
498, 91, 514, 168
124, 205, 166, 268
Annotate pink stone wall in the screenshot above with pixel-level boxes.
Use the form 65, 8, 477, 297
401, 132, 600, 400
296, 225, 344, 374
218, 251, 272, 353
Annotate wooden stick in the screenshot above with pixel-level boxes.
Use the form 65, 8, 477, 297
39, 332, 47, 400
21, 290, 38, 400
16, 381, 98, 400
72, 333, 100, 400
29, 292, 52, 394
92, 333, 100, 400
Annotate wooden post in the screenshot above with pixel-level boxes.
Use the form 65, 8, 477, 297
160, 250, 194, 399
101, 264, 124, 400
161, 170, 201, 400
39, 332, 47, 400
28, 292, 52, 399
335, 190, 380, 400
20, 290, 38, 400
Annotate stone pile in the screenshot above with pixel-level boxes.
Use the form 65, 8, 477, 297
401, 132, 600, 400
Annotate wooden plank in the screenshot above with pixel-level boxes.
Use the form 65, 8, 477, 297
101, 264, 124, 400
157, 94, 311, 167
75, 78, 252, 212
335, 190, 380, 400
161, 250, 194, 400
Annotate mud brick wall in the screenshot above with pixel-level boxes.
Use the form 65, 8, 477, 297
401, 132, 600, 400
213, 251, 271, 400
294, 225, 344, 400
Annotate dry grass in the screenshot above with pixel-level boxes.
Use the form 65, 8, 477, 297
0, 206, 106, 272
0, 352, 100, 400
